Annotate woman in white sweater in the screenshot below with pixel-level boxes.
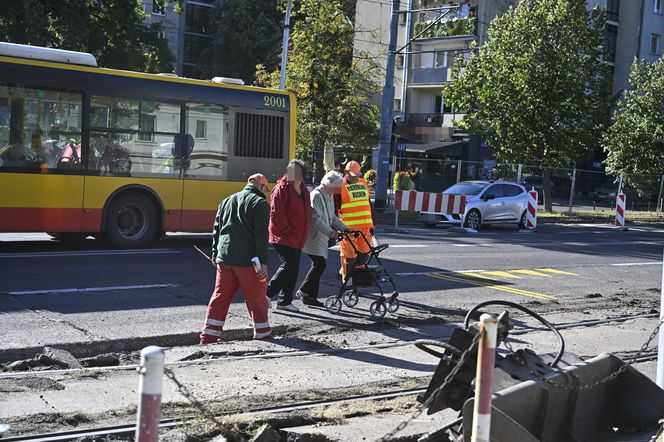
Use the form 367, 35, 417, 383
297, 171, 348, 307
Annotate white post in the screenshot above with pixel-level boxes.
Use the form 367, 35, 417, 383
395, 210, 400, 228
457, 159, 462, 183
516, 164, 523, 184
472, 314, 498, 442
657, 249, 664, 389
568, 165, 577, 213
657, 175, 664, 214
136, 346, 165, 442
279, 0, 293, 90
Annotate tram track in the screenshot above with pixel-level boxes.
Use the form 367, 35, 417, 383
0, 311, 657, 380
0, 311, 659, 441
0, 387, 428, 441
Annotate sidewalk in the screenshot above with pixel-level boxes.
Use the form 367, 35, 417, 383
0, 311, 660, 439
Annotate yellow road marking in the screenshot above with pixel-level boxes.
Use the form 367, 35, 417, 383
479, 271, 523, 279
511, 269, 552, 277
429, 273, 557, 301
458, 272, 500, 281
536, 268, 579, 276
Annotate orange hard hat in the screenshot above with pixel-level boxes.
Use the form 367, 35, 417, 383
345, 161, 362, 177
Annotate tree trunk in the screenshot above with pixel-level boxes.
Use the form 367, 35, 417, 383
543, 168, 553, 212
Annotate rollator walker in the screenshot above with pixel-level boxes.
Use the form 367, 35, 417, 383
325, 230, 400, 319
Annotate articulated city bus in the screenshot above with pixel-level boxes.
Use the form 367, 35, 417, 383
0, 43, 295, 247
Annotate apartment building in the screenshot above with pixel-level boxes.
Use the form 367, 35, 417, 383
142, 0, 219, 78
355, 0, 663, 183
355, 0, 517, 169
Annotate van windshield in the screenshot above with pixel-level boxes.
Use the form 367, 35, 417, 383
444, 182, 489, 195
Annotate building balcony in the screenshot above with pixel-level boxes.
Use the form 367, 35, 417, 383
395, 113, 457, 142
413, 16, 477, 40
410, 67, 451, 85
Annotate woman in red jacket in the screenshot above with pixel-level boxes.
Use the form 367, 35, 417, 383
267, 159, 311, 311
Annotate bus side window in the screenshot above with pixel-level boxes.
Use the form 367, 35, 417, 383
0, 85, 82, 173
184, 103, 228, 179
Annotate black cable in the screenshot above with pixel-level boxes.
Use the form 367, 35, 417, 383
463, 300, 565, 368
414, 339, 463, 359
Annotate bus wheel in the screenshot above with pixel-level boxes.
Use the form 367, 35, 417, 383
47, 232, 90, 242
104, 192, 158, 248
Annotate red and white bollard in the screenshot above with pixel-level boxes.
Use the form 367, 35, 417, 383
526, 188, 538, 230
471, 314, 498, 442
136, 346, 165, 442
615, 193, 626, 229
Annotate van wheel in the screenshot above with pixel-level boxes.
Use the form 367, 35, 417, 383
104, 192, 158, 248
47, 232, 90, 242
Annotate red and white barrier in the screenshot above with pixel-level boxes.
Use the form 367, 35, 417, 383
526, 188, 538, 230
395, 190, 466, 214
471, 314, 498, 442
394, 190, 466, 227
136, 346, 165, 442
615, 193, 626, 228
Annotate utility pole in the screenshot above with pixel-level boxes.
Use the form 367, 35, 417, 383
279, 0, 293, 90
374, 0, 400, 208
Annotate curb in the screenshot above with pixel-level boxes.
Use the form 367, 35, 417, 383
0, 325, 289, 364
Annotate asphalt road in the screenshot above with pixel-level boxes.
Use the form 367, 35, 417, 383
1, 223, 663, 353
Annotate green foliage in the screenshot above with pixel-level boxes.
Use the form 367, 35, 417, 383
444, 0, 611, 167
0, 0, 180, 73
604, 59, 664, 177
393, 171, 411, 191
199, 0, 283, 83
255, 0, 380, 174
443, 0, 612, 210
413, 17, 476, 39
364, 168, 376, 188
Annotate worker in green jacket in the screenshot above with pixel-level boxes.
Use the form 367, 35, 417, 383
200, 173, 272, 344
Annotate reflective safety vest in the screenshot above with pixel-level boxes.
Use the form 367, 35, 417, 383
340, 178, 374, 228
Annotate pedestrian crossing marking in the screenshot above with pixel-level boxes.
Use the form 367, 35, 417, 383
478, 271, 523, 279
536, 268, 579, 276
511, 269, 552, 277
429, 273, 557, 301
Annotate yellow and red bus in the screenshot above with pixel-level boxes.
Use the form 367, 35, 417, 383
0, 43, 295, 247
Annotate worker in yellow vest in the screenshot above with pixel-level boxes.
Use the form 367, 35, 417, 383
337, 161, 374, 283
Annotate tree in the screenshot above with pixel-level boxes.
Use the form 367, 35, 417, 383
603, 58, 664, 198
255, 0, 381, 180
443, 0, 612, 211
199, 0, 283, 83
0, 0, 181, 73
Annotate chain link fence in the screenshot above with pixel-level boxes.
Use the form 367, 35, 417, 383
300, 152, 664, 217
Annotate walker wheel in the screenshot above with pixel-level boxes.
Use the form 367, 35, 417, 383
386, 298, 400, 313
342, 290, 359, 308
369, 301, 387, 319
325, 297, 342, 314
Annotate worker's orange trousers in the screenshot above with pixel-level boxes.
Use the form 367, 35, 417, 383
200, 263, 271, 343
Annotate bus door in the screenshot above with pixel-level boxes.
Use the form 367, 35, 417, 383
0, 86, 85, 232
181, 103, 234, 232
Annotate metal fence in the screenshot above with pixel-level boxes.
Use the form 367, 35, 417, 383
300, 152, 664, 215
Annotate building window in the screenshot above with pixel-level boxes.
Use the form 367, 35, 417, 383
651, 34, 661, 54
184, 34, 211, 65
396, 54, 404, 69
606, 0, 620, 21
605, 25, 618, 63
655, 0, 662, 14
186, 3, 213, 34
195, 120, 206, 139
394, 98, 402, 111
138, 115, 156, 142
152, 1, 166, 15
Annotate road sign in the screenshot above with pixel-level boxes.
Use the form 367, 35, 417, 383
397, 143, 406, 153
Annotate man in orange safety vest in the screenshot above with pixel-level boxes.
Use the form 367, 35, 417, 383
337, 161, 374, 283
